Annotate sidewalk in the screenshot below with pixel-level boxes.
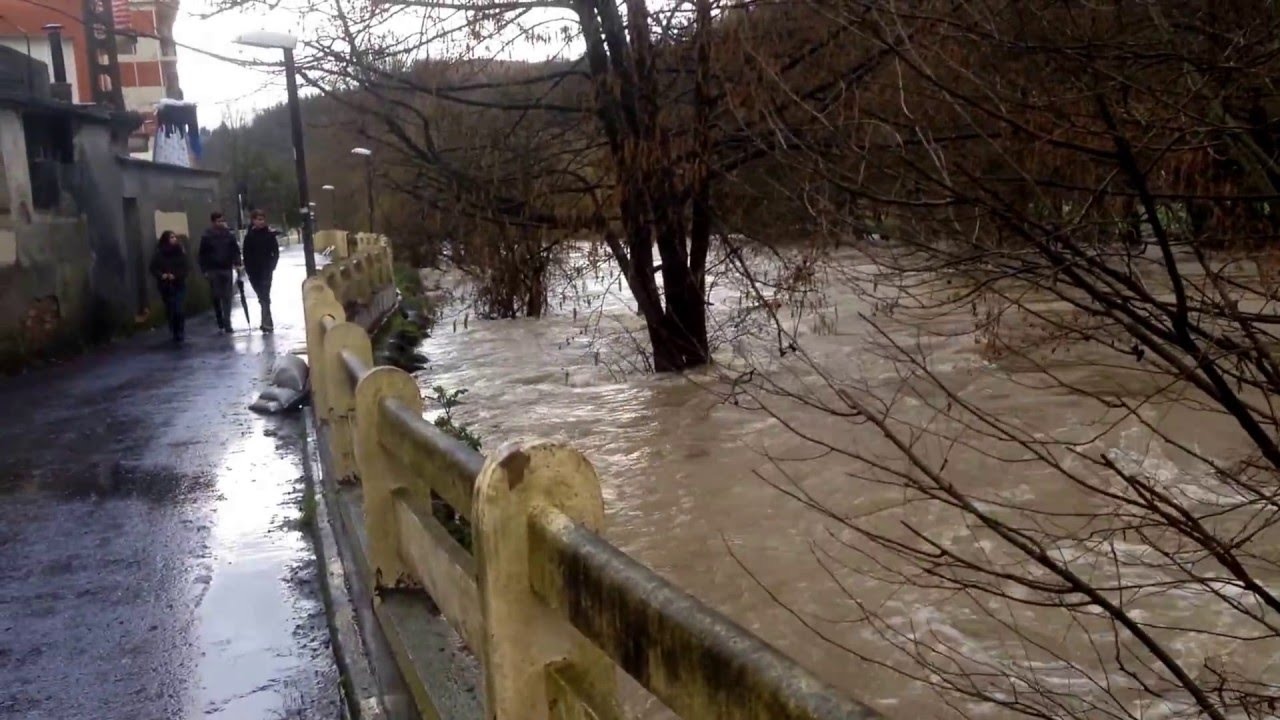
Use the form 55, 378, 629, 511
0, 247, 341, 719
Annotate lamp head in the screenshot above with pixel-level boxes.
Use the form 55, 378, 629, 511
233, 31, 298, 50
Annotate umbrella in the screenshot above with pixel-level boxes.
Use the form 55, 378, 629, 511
236, 273, 251, 326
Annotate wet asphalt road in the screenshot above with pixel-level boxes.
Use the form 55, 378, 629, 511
0, 248, 342, 719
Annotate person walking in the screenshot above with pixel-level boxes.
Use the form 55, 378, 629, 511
198, 211, 241, 333
242, 209, 280, 332
149, 230, 189, 344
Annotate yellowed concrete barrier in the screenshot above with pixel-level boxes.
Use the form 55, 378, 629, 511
315, 229, 350, 258
303, 242, 882, 720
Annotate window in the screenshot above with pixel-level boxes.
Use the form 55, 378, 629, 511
116, 34, 137, 57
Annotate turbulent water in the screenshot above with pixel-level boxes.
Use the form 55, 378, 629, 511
414, 246, 1279, 719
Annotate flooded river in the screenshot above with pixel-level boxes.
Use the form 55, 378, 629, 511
416, 247, 1279, 719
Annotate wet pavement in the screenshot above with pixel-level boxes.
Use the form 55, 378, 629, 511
0, 248, 342, 719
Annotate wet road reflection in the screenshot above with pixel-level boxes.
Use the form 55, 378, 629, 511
0, 248, 339, 719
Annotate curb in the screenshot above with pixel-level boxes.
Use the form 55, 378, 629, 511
304, 411, 390, 720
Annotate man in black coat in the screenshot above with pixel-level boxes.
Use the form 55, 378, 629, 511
198, 211, 241, 333
242, 209, 281, 332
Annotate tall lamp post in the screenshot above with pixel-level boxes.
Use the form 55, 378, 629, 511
350, 147, 373, 233
233, 30, 317, 276
321, 184, 335, 229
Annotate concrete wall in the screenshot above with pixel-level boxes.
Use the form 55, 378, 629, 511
0, 106, 91, 366
0, 213, 91, 368
0, 103, 220, 369
0, 0, 93, 106
0, 37, 82, 103
69, 121, 132, 341
118, 157, 220, 318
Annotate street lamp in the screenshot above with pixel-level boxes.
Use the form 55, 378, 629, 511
233, 30, 317, 277
321, 184, 335, 229
350, 147, 373, 233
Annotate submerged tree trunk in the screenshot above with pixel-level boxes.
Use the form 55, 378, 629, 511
575, 0, 716, 374
525, 258, 545, 318
607, 199, 710, 372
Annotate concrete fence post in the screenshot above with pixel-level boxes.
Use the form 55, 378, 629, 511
316, 229, 344, 257
367, 255, 378, 301
322, 266, 343, 306
354, 366, 423, 589
322, 320, 373, 484
367, 251, 381, 290
353, 255, 371, 302
334, 267, 346, 304
339, 265, 357, 305
302, 277, 345, 424
381, 246, 395, 289
473, 441, 618, 720
376, 252, 388, 295
348, 256, 363, 304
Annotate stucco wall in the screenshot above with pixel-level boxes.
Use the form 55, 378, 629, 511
69, 121, 131, 342
0, 216, 91, 367
0, 104, 220, 369
118, 158, 220, 319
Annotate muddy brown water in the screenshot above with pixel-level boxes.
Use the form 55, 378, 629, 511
416, 249, 1278, 719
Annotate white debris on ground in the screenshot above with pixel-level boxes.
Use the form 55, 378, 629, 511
249, 355, 310, 414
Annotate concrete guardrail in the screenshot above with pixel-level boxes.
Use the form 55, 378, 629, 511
303, 237, 882, 720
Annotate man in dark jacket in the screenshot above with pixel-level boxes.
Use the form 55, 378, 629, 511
198, 211, 242, 333
242, 209, 280, 332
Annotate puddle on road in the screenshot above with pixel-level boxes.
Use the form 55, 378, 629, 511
0, 248, 339, 720
192, 415, 340, 719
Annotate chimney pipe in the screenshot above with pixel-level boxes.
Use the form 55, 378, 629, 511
43, 24, 66, 82
42, 24, 71, 101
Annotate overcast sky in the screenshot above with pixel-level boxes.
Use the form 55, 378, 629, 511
172, 0, 309, 124
170, 0, 580, 127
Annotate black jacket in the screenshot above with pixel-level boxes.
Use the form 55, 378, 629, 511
242, 226, 280, 280
198, 225, 241, 273
150, 240, 189, 291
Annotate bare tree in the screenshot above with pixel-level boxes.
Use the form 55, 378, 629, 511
283, 0, 898, 369
709, 2, 1280, 718
213, 0, 1280, 715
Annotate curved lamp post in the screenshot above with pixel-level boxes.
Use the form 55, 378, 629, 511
233, 30, 317, 276
351, 147, 374, 233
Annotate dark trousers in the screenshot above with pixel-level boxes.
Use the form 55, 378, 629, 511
161, 285, 186, 341
249, 272, 273, 328
206, 270, 234, 329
